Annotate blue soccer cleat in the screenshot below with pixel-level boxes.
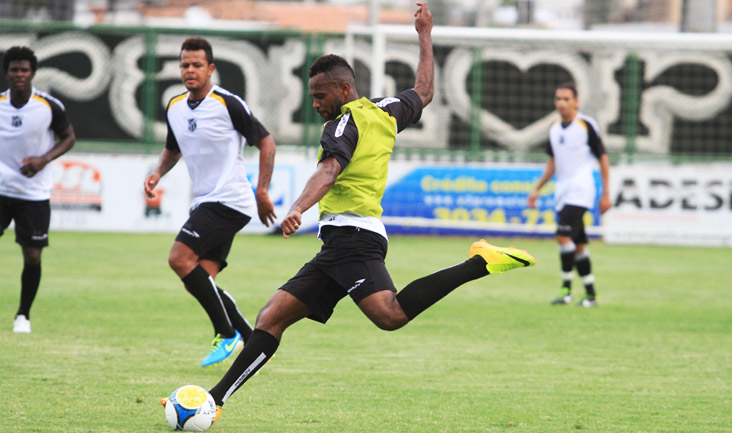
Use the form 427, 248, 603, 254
201, 330, 242, 367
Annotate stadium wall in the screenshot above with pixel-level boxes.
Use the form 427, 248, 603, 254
2, 23, 732, 157
3, 23, 732, 246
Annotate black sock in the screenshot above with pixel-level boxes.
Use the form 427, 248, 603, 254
575, 255, 596, 297
560, 251, 575, 291
181, 265, 234, 338
217, 286, 254, 342
18, 262, 41, 319
209, 329, 279, 406
395, 256, 488, 321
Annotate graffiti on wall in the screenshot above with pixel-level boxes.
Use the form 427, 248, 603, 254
2, 30, 732, 154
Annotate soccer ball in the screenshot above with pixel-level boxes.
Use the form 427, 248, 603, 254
165, 385, 217, 432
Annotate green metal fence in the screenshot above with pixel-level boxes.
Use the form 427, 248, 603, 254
2, 20, 732, 162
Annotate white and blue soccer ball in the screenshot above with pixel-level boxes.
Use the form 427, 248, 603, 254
165, 385, 217, 432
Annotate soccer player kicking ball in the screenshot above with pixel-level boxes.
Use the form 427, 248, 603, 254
145, 37, 277, 367
164, 2, 535, 425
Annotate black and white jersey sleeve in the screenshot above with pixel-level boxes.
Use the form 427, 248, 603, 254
545, 138, 554, 157
583, 116, 606, 159
46, 97, 71, 135
319, 113, 359, 172
164, 96, 181, 152
216, 91, 270, 146
372, 89, 423, 133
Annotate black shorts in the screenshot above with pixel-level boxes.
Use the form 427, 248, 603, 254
279, 225, 396, 324
175, 202, 251, 270
0, 195, 50, 248
556, 204, 588, 245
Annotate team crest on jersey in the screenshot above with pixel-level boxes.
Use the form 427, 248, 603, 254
11, 115, 22, 127
188, 117, 197, 132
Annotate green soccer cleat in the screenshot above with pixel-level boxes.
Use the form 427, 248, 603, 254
551, 288, 573, 305
201, 330, 242, 367
576, 296, 598, 308
469, 239, 536, 274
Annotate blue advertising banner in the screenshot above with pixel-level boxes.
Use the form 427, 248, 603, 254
381, 165, 602, 237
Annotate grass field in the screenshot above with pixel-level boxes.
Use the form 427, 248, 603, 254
1, 231, 730, 433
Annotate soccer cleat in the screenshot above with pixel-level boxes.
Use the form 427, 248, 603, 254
576, 296, 598, 308
13, 314, 31, 333
234, 338, 244, 354
213, 405, 222, 425
201, 330, 242, 367
469, 239, 536, 274
551, 288, 573, 305
161, 398, 168, 408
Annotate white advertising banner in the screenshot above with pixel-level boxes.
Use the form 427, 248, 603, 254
604, 163, 732, 247
49, 152, 319, 234
46, 154, 732, 247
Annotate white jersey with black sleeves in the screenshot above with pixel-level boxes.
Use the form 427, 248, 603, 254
0, 87, 70, 201
546, 113, 606, 211
165, 85, 270, 216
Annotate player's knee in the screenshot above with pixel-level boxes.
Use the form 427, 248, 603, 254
255, 303, 273, 325
168, 250, 190, 274
21, 248, 42, 265
167, 253, 181, 272
255, 295, 288, 328
23, 255, 41, 266
254, 306, 287, 338
371, 314, 407, 331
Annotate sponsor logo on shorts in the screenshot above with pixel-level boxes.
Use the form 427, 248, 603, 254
348, 278, 366, 293
31, 233, 48, 241
181, 227, 200, 238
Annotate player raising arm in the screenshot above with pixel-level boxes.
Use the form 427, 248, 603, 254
165, 4, 535, 426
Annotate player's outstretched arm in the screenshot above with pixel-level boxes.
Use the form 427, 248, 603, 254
412, 2, 434, 108
281, 157, 341, 238
144, 148, 181, 198
254, 134, 278, 227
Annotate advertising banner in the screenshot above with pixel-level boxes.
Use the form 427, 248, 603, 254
42, 154, 732, 247
604, 163, 732, 246
48, 152, 318, 234
381, 165, 602, 238
50, 154, 192, 232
